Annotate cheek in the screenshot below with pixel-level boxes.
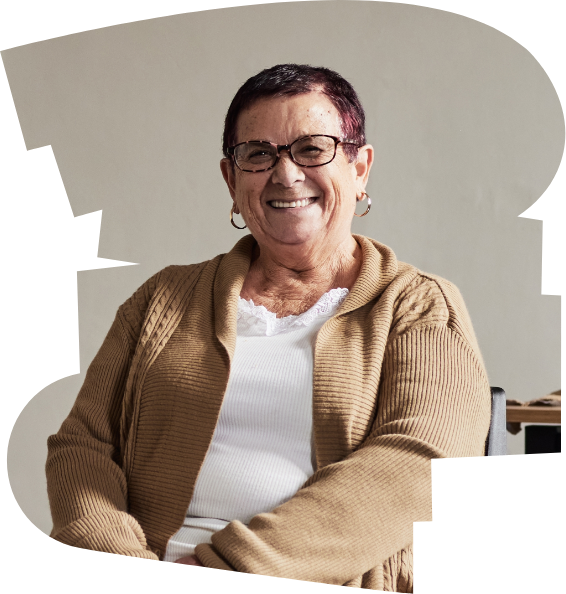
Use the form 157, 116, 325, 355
323, 163, 357, 203
234, 176, 257, 203
329, 178, 356, 208
235, 177, 266, 217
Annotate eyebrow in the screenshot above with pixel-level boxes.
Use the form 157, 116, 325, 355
237, 132, 337, 144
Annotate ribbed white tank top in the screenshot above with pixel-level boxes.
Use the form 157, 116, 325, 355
163, 288, 349, 562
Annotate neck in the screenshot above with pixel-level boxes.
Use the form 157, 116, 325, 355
244, 234, 362, 299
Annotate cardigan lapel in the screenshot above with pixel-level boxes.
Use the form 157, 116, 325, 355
121, 260, 207, 477
312, 236, 399, 468
128, 238, 254, 552
336, 235, 399, 316
213, 234, 256, 362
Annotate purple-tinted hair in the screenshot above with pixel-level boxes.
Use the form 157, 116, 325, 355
222, 64, 366, 162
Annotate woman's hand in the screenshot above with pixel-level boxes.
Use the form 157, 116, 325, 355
174, 554, 204, 566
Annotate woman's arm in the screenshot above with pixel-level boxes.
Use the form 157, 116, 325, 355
46, 275, 160, 559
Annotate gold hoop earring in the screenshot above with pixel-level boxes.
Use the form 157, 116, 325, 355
230, 205, 247, 229
354, 192, 371, 217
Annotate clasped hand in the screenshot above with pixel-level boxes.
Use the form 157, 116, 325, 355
175, 555, 204, 567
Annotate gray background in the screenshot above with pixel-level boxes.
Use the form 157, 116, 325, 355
3, 1, 562, 535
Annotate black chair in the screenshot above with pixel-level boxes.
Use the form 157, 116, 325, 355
485, 387, 507, 456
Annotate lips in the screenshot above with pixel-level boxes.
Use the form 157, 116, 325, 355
268, 197, 317, 209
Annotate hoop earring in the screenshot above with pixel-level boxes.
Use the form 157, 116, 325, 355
354, 192, 371, 217
230, 205, 247, 229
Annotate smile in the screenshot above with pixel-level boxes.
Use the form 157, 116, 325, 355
268, 197, 317, 209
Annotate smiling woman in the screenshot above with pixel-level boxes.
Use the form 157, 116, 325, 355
45, 64, 491, 592
223, 89, 372, 317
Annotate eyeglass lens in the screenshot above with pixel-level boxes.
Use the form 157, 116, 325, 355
234, 136, 337, 171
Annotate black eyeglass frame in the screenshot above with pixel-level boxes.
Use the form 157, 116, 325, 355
227, 134, 359, 173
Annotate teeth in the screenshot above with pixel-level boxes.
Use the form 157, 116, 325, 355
271, 198, 315, 209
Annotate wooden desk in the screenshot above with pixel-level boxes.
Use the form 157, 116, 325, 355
506, 405, 561, 424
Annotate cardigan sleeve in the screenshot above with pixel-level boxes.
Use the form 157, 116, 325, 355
45, 273, 161, 560
195, 278, 491, 584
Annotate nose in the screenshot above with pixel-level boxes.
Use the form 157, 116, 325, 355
270, 149, 305, 187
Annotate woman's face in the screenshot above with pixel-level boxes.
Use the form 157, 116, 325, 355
221, 92, 373, 257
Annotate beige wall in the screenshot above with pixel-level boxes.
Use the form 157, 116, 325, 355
4, 1, 563, 535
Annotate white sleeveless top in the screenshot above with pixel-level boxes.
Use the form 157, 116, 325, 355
163, 288, 349, 562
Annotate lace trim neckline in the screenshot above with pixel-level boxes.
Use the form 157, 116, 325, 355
237, 287, 349, 337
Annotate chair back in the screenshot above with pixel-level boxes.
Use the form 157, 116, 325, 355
485, 386, 507, 456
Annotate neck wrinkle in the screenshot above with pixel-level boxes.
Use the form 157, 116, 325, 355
249, 234, 362, 298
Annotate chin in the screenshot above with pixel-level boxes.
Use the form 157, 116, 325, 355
271, 227, 320, 246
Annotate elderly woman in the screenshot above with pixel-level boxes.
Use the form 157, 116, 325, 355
46, 64, 491, 592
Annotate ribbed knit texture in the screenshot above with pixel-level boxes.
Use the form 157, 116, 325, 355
162, 289, 348, 562
46, 234, 491, 591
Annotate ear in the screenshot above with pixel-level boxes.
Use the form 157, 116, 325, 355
353, 144, 374, 197
220, 157, 237, 202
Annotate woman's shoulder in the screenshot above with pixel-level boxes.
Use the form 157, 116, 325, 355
116, 257, 222, 339
386, 264, 480, 352
355, 235, 472, 333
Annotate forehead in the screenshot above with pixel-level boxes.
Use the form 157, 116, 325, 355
235, 92, 342, 143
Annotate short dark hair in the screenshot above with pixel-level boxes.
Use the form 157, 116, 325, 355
222, 64, 366, 162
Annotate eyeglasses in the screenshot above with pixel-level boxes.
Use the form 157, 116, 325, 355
227, 134, 358, 173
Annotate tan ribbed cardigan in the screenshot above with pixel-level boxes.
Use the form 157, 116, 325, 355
46, 234, 491, 592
